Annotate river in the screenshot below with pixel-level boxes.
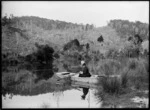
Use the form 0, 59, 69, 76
2, 88, 101, 108
2, 63, 102, 108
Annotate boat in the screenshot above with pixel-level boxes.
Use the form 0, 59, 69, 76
55, 72, 106, 84
55, 72, 77, 78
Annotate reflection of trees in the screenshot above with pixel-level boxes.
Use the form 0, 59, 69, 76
53, 91, 64, 108
2, 42, 55, 96
30, 63, 54, 83
2, 75, 72, 97
18, 59, 54, 83
2, 62, 54, 97
88, 89, 90, 108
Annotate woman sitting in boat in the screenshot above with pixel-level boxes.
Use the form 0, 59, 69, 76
79, 61, 91, 77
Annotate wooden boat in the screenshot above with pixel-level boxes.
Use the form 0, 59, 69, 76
55, 72, 106, 84
55, 72, 77, 78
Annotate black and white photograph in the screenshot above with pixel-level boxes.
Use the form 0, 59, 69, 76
2, 1, 149, 108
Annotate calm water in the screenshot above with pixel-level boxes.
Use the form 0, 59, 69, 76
2, 88, 101, 108
2, 63, 102, 108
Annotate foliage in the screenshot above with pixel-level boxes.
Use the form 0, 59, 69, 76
97, 35, 104, 43
2, 16, 149, 103
25, 43, 54, 64
121, 68, 130, 88
63, 39, 80, 51
98, 59, 121, 76
1, 14, 15, 26
105, 48, 119, 59
108, 19, 149, 41
127, 58, 149, 89
96, 56, 149, 97
99, 77, 122, 95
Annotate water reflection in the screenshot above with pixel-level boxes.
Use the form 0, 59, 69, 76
2, 88, 102, 108
81, 87, 89, 100
2, 62, 55, 96
2, 62, 102, 108
21, 62, 54, 83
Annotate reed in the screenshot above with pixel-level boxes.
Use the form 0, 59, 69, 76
99, 77, 122, 95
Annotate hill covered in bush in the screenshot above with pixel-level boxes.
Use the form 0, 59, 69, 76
2, 15, 149, 65
2, 15, 94, 55
108, 19, 149, 41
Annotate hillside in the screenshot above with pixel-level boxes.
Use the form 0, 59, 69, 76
2, 16, 94, 55
2, 16, 119, 55
108, 19, 149, 41
2, 16, 149, 58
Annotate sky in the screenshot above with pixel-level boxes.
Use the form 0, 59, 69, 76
2, 1, 149, 27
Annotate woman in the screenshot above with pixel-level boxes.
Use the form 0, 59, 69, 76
79, 61, 91, 77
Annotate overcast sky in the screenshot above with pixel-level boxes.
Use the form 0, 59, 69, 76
2, 1, 149, 27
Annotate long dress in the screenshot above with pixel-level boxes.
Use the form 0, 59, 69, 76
79, 66, 91, 77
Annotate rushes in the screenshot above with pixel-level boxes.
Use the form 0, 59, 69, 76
127, 58, 149, 89
100, 77, 121, 95
96, 59, 124, 95
120, 67, 131, 89
97, 57, 149, 95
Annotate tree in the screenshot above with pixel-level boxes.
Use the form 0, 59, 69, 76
86, 43, 90, 50
97, 35, 104, 43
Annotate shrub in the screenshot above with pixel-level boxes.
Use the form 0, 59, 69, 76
121, 68, 129, 88
122, 45, 141, 58
25, 43, 54, 64
53, 53, 60, 59
105, 48, 119, 59
97, 35, 104, 43
128, 59, 138, 70
100, 77, 122, 95
97, 59, 121, 76
63, 39, 80, 51
127, 58, 149, 89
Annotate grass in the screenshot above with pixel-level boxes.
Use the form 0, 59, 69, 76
89, 59, 121, 76
121, 68, 129, 88
99, 77, 122, 95
94, 56, 149, 108
127, 58, 149, 89
95, 82, 149, 108
95, 56, 149, 92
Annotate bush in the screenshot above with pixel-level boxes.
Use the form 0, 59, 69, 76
100, 77, 122, 95
25, 43, 54, 64
63, 39, 80, 51
127, 58, 138, 70
98, 59, 121, 76
127, 58, 149, 89
122, 45, 141, 58
121, 68, 129, 88
97, 35, 104, 43
53, 52, 60, 59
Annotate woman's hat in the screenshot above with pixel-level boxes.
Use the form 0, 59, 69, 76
81, 60, 85, 65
